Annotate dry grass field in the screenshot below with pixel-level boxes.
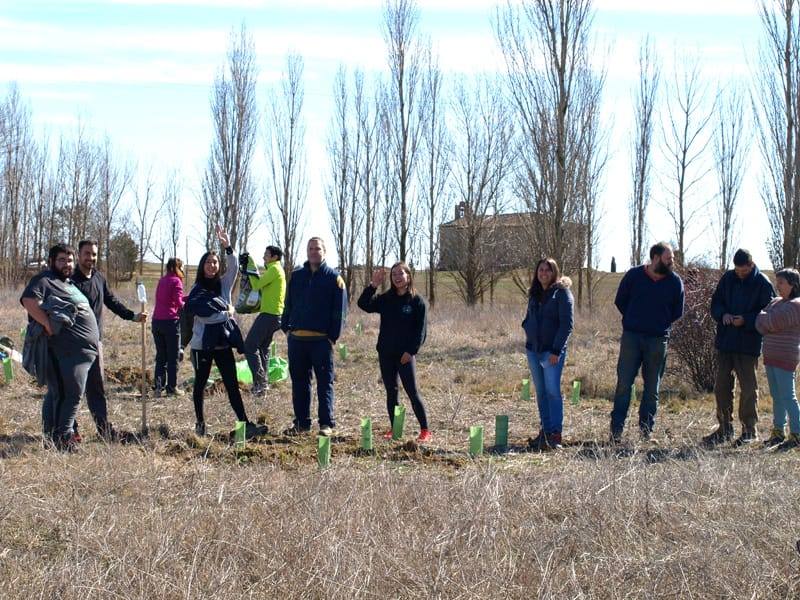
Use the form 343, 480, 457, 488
0, 272, 798, 599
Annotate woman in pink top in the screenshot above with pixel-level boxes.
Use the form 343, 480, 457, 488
756, 268, 800, 450
152, 258, 186, 396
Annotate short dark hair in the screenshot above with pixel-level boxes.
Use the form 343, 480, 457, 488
776, 268, 800, 299
732, 249, 752, 267
78, 240, 98, 252
649, 242, 672, 260
265, 245, 283, 260
49, 243, 74, 262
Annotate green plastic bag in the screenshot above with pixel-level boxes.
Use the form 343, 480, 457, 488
235, 360, 253, 384
268, 356, 288, 383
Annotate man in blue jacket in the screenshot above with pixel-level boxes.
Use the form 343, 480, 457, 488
610, 242, 685, 442
281, 237, 347, 436
703, 249, 775, 447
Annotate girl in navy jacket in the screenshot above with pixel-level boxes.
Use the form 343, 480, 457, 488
522, 258, 574, 449
358, 262, 431, 443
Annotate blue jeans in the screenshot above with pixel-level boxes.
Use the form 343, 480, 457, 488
765, 365, 800, 434
610, 331, 668, 435
287, 336, 335, 430
526, 349, 566, 434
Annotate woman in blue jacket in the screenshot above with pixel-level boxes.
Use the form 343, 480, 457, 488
522, 258, 574, 450
357, 262, 431, 443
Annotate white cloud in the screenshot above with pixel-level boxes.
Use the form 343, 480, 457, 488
594, 0, 758, 17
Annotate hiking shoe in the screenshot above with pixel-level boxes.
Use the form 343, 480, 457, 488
701, 425, 734, 448
194, 422, 207, 437
245, 422, 268, 439
319, 426, 334, 437
546, 432, 563, 449
383, 428, 394, 440
282, 424, 311, 436
251, 383, 268, 396
774, 433, 800, 451
417, 429, 433, 443
153, 386, 163, 398
55, 434, 80, 453
763, 428, 786, 448
72, 432, 83, 444
733, 429, 759, 447
609, 429, 623, 445
165, 388, 185, 397
98, 423, 118, 442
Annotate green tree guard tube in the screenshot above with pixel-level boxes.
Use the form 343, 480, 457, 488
234, 421, 246, 450
392, 405, 406, 440
495, 415, 508, 448
360, 417, 373, 450
338, 343, 348, 360
318, 435, 331, 468
571, 380, 581, 406
469, 425, 484, 456
521, 378, 530, 401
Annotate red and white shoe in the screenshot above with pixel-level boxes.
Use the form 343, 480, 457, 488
416, 429, 432, 443
383, 428, 394, 440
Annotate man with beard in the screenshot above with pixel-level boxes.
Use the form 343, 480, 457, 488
609, 242, 685, 443
20, 244, 100, 451
71, 240, 146, 439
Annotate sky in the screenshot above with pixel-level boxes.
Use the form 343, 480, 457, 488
0, 0, 769, 270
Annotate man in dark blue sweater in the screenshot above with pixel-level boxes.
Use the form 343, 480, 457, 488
703, 249, 775, 447
281, 237, 347, 436
610, 242, 685, 442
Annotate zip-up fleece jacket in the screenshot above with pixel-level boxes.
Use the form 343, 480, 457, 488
522, 277, 574, 355
281, 261, 347, 342
22, 296, 84, 385
357, 285, 427, 356
710, 266, 775, 356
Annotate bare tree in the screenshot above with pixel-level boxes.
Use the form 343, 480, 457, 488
755, 0, 800, 269
629, 38, 660, 268
383, 0, 424, 263
662, 56, 716, 267
0, 84, 34, 283
326, 66, 357, 296
713, 85, 748, 270
496, 0, 605, 281
201, 25, 259, 252
265, 52, 307, 275
418, 46, 451, 306
154, 171, 183, 273
95, 137, 131, 270
133, 170, 161, 275
445, 78, 513, 306
356, 74, 383, 287
55, 123, 100, 247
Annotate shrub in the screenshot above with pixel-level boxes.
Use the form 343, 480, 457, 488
670, 267, 719, 392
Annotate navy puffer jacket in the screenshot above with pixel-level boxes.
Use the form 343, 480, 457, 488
522, 277, 574, 355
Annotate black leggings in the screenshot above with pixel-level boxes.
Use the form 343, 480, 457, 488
379, 352, 428, 430
191, 348, 248, 424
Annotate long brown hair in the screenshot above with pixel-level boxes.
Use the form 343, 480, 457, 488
389, 261, 415, 296
528, 257, 560, 301
166, 257, 184, 281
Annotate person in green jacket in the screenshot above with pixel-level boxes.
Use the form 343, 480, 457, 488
243, 245, 286, 396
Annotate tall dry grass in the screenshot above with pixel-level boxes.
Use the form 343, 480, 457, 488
0, 289, 798, 598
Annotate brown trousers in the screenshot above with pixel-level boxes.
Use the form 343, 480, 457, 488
714, 351, 759, 430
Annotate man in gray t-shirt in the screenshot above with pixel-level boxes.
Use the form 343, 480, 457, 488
21, 244, 99, 451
